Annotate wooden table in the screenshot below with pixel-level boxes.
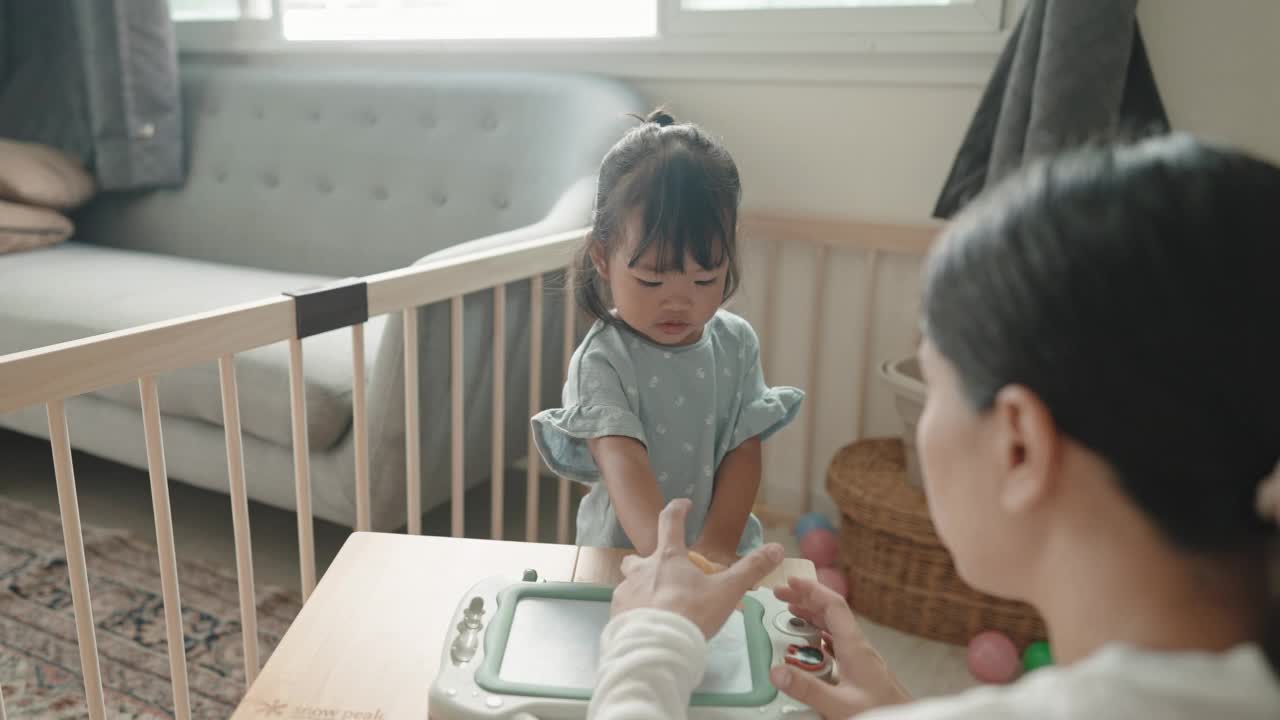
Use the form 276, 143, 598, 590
232, 533, 815, 719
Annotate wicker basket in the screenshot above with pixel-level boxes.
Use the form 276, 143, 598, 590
827, 438, 1048, 648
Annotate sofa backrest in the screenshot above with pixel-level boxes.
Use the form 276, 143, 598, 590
76, 60, 642, 277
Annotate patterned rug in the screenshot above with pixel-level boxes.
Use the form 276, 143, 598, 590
0, 496, 301, 718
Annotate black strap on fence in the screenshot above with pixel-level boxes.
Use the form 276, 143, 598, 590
283, 278, 369, 339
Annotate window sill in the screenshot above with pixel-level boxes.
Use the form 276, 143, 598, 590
178, 23, 1006, 86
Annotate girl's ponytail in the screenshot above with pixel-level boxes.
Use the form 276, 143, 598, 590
574, 235, 611, 326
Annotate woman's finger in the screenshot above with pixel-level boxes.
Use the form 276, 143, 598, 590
655, 499, 692, 554
778, 595, 820, 620
619, 553, 642, 576
776, 585, 826, 632
769, 666, 865, 720
776, 580, 832, 626
773, 582, 803, 604
774, 576, 829, 608
784, 577, 872, 670
786, 604, 823, 631
720, 543, 784, 596
786, 577, 857, 630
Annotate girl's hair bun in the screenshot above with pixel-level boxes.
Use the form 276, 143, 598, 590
645, 108, 676, 127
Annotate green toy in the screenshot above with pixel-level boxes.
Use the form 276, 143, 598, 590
1022, 640, 1054, 672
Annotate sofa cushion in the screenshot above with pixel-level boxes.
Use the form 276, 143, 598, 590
77, 62, 637, 278
0, 242, 382, 450
0, 199, 73, 254
0, 139, 95, 210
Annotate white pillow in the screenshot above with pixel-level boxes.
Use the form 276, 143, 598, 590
0, 199, 74, 254
0, 138, 95, 210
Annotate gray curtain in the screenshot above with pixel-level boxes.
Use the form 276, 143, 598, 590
934, 0, 1168, 218
0, 0, 183, 190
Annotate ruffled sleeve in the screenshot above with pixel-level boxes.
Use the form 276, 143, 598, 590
532, 343, 645, 483
728, 324, 803, 451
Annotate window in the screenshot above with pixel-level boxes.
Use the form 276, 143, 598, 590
682, 1, 954, 8
168, 0, 1012, 55
665, 0, 1005, 35
169, 0, 271, 22
282, 0, 656, 42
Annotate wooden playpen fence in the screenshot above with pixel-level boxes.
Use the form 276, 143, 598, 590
0, 213, 935, 719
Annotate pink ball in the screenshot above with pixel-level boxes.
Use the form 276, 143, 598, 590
966, 631, 1021, 684
815, 567, 848, 598
799, 528, 840, 567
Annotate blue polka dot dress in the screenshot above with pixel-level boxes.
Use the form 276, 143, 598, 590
531, 310, 803, 553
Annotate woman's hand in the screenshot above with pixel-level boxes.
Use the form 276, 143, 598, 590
770, 577, 911, 718
611, 499, 785, 638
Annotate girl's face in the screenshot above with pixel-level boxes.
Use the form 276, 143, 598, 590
592, 227, 727, 347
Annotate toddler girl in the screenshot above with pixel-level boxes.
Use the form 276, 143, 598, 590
532, 110, 802, 564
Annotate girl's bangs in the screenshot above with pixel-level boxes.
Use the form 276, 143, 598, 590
621, 155, 735, 273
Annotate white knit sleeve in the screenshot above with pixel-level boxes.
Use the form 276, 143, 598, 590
588, 608, 708, 720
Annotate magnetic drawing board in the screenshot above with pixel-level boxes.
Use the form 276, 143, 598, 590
474, 583, 776, 707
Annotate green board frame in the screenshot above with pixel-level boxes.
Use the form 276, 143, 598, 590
474, 582, 778, 707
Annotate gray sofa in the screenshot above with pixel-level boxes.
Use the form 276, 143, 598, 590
0, 60, 642, 530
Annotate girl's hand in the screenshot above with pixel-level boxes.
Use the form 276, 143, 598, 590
770, 577, 911, 719
689, 542, 738, 571
612, 499, 785, 638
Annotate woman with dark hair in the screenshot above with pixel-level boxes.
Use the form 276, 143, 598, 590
588, 135, 1280, 719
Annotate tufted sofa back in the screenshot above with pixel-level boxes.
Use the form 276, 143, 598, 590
76, 60, 643, 277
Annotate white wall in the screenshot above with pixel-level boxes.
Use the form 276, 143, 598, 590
638, 2, 1280, 218
624, 1, 1280, 514
630, 80, 981, 220
1140, 0, 1280, 164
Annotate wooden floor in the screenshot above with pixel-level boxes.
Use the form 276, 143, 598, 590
0, 428, 565, 593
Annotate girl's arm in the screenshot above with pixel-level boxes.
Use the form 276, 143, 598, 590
589, 436, 666, 556
692, 436, 762, 566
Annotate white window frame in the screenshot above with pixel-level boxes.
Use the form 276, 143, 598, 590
174, 0, 281, 50
170, 0, 271, 22
171, 0, 1021, 85
662, 0, 1006, 36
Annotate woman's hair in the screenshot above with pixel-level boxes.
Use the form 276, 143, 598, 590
576, 108, 743, 324
922, 134, 1280, 669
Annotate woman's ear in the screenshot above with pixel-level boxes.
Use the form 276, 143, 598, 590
990, 385, 1060, 516
590, 240, 609, 281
